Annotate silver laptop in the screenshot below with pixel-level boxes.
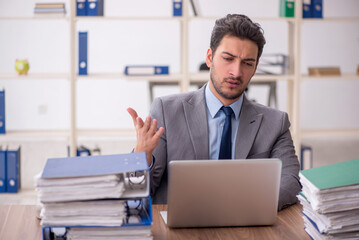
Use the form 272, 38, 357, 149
165, 159, 282, 228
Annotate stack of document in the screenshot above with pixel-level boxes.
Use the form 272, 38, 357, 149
66, 226, 152, 240
256, 53, 288, 75
37, 174, 124, 203
40, 200, 126, 226
36, 153, 153, 240
298, 158, 359, 240
34, 3, 66, 16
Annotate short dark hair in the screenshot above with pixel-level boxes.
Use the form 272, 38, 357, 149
210, 14, 266, 61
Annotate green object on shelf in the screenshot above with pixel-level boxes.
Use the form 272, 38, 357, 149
280, 0, 295, 18
15, 59, 30, 75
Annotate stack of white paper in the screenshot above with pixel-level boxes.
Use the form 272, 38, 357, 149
36, 174, 125, 203
41, 200, 126, 226
298, 158, 359, 240
298, 194, 359, 239
300, 173, 359, 213
67, 226, 152, 240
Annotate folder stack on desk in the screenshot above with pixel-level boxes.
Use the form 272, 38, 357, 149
35, 152, 153, 240
297, 158, 359, 240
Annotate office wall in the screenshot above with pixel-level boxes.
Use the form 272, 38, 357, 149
0, 0, 358, 130
1, 0, 359, 189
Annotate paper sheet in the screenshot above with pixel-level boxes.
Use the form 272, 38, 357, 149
160, 211, 168, 224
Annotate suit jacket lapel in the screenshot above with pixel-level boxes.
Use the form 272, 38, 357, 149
183, 85, 209, 160
235, 95, 263, 159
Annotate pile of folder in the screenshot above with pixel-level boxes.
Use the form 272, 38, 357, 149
35, 152, 153, 240
34, 3, 66, 16
298, 158, 359, 240
256, 54, 288, 75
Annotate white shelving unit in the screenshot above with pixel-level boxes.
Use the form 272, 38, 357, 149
295, 3, 359, 146
1, 0, 359, 158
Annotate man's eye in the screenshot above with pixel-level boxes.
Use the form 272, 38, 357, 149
244, 62, 254, 67
223, 57, 233, 61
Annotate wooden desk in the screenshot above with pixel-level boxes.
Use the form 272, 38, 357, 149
152, 204, 310, 240
0, 204, 310, 240
0, 204, 42, 240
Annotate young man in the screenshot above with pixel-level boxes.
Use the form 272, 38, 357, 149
128, 14, 301, 210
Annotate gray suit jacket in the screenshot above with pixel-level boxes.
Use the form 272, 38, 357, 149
149, 84, 301, 210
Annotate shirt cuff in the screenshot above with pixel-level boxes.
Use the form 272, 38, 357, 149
149, 155, 155, 170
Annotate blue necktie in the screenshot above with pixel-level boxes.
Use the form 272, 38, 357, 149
219, 106, 234, 159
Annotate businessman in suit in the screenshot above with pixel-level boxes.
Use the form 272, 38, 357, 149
128, 14, 301, 210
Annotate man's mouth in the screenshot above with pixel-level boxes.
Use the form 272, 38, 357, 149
224, 77, 242, 88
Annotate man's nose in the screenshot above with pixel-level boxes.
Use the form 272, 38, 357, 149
229, 61, 242, 78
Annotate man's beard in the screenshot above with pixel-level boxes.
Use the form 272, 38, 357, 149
210, 70, 244, 100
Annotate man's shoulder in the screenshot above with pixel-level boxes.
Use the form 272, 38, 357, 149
243, 99, 291, 129
245, 98, 287, 118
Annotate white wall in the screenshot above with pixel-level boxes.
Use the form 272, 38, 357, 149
1, 0, 358, 132
1, 0, 359, 131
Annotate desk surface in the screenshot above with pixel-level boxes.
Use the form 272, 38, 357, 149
0, 204, 310, 240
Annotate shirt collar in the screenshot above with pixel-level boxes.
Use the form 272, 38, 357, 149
205, 83, 243, 120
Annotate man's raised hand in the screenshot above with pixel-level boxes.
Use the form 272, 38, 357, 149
127, 107, 164, 165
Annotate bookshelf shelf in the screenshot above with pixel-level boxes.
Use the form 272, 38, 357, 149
77, 129, 136, 138
74, 73, 296, 83
302, 129, 359, 138
0, 16, 69, 21
190, 72, 295, 82
1, 0, 358, 159
302, 17, 359, 23
301, 73, 359, 81
75, 16, 184, 21
0, 130, 70, 140
189, 16, 296, 23
77, 73, 184, 82
0, 73, 69, 80
0, 188, 37, 204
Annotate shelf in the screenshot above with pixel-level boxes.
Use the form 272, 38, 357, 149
302, 17, 359, 23
302, 129, 359, 138
3, 16, 356, 23
189, 16, 296, 23
75, 16, 183, 21
301, 73, 359, 81
76, 73, 184, 82
0, 73, 69, 80
0, 130, 70, 140
190, 72, 294, 83
0, 16, 69, 21
0, 129, 137, 141
0, 188, 37, 205
76, 72, 296, 84
77, 129, 136, 139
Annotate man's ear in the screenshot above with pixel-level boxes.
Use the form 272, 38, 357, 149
255, 59, 259, 70
252, 59, 259, 76
206, 48, 213, 68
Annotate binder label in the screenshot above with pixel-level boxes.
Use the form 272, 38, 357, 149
173, 0, 182, 17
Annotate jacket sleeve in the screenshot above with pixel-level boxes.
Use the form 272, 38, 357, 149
271, 112, 302, 211
148, 97, 168, 199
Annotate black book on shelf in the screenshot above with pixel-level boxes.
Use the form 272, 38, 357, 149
0, 89, 5, 134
